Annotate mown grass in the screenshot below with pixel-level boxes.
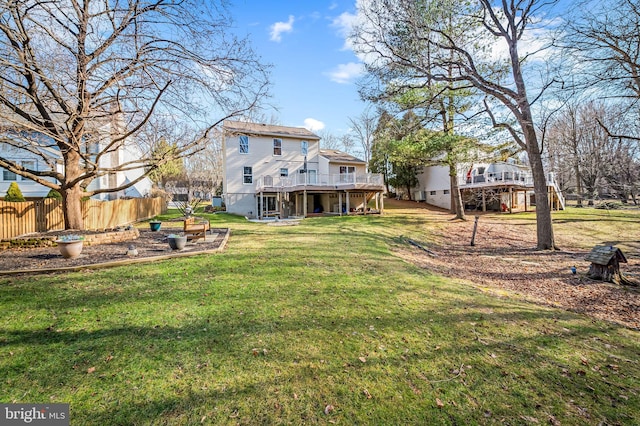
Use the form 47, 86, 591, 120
1, 208, 638, 425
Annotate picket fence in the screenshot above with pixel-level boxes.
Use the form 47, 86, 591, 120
0, 197, 165, 240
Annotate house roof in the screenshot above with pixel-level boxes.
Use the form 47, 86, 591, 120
223, 120, 320, 140
585, 245, 627, 265
319, 149, 366, 164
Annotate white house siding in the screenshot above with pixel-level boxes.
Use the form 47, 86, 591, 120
2, 120, 151, 200
223, 123, 320, 218
0, 144, 60, 198
417, 165, 451, 210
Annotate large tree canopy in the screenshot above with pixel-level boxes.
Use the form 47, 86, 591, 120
353, 0, 561, 249
0, 0, 269, 229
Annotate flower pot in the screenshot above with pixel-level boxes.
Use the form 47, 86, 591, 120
168, 236, 187, 250
56, 240, 84, 259
149, 221, 162, 232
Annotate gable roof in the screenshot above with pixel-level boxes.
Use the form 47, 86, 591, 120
223, 120, 320, 140
585, 245, 627, 265
319, 149, 366, 164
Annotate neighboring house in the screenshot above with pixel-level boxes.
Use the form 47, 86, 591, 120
222, 121, 385, 219
413, 160, 565, 212
0, 125, 152, 200
0, 142, 62, 198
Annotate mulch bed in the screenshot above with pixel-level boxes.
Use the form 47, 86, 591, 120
387, 199, 640, 330
0, 227, 229, 275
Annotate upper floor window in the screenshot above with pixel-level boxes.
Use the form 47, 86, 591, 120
340, 166, 355, 174
2, 160, 36, 181
280, 168, 288, 177
301, 141, 308, 155
239, 135, 249, 154
243, 166, 253, 184
20, 161, 35, 180
273, 138, 282, 156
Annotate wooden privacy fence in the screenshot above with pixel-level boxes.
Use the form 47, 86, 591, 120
0, 197, 165, 240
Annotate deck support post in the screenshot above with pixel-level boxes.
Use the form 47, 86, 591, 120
482, 188, 486, 212
509, 187, 513, 213
303, 190, 307, 218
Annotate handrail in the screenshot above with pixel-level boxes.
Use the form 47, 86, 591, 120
256, 173, 384, 191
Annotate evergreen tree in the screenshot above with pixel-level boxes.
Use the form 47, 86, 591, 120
4, 182, 26, 202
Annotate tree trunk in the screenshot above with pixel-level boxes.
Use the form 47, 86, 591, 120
62, 152, 85, 230
575, 163, 583, 207
61, 184, 84, 230
450, 169, 466, 220
528, 146, 555, 249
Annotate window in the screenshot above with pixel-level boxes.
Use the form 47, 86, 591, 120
301, 141, 308, 155
280, 168, 288, 177
299, 168, 317, 183
273, 138, 282, 156
429, 191, 436, 196
443, 189, 450, 195
239, 135, 249, 154
339, 166, 356, 182
243, 166, 253, 184
20, 160, 35, 180
3, 169, 16, 181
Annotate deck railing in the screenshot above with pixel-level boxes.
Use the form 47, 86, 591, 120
459, 171, 533, 186
257, 173, 384, 191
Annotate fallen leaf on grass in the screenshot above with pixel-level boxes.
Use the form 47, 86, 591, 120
358, 356, 367, 363
324, 404, 334, 415
87, 367, 96, 374
436, 398, 444, 408
363, 389, 372, 399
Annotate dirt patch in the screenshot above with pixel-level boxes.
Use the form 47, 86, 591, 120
386, 199, 640, 330
0, 227, 229, 275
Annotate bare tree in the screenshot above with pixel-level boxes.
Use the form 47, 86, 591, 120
317, 130, 343, 150
347, 107, 378, 168
546, 100, 638, 204
340, 134, 356, 156
562, 0, 640, 141
0, 0, 269, 229
353, 0, 561, 249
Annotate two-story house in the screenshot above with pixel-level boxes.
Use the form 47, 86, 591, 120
222, 121, 385, 219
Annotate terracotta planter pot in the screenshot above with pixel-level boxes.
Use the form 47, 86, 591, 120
56, 240, 84, 259
168, 236, 187, 250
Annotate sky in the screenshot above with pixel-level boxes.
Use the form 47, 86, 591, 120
229, 0, 364, 137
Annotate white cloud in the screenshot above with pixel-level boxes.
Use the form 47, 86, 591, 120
331, 11, 358, 51
303, 118, 325, 132
325, 62, 365, 84
270, 15, 295, 42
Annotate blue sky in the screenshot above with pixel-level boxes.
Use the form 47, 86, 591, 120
229, 0, 364, 136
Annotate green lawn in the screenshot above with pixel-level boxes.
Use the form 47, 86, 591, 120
1, 208, 638, 425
